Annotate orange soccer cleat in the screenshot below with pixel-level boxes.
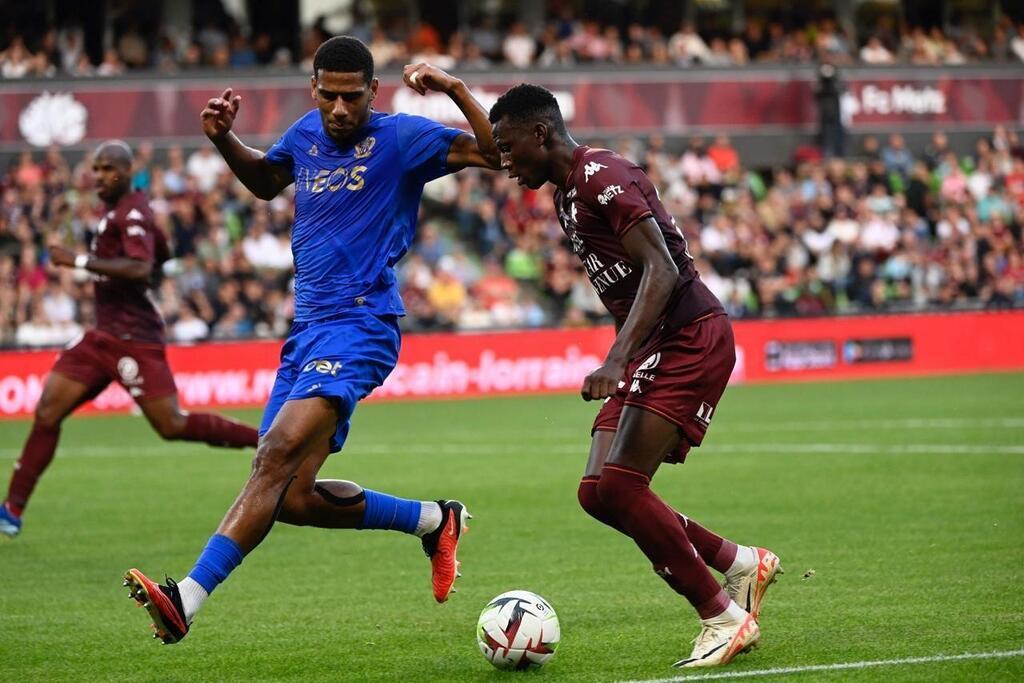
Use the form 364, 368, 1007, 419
421, 500, 471, 603
123, 568, 190, 644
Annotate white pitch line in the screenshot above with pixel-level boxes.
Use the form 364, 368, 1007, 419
618, 648, 1024, 683
1, 442, 1023, 460
721, 417, 1024, 433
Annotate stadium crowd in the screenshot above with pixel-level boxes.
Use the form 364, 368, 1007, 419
3, 9, 1024, 79
1, 124, 1023, 348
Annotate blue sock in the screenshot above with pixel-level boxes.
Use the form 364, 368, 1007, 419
358, 489, 421, 534
187, 534, 244, 594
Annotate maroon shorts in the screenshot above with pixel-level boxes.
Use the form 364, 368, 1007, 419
53, 329, 177, 403
593, 313, 736, 464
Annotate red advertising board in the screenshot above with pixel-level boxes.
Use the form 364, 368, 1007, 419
1, 69, 1020, 152
0, 311, 1021, 419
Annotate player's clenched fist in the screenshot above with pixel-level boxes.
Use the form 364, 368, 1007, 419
201, 87, 242, 141
581, 358, 627, 402
402, 62, 461, 96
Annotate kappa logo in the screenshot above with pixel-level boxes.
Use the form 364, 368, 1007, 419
126, 208, 145, 221
308, 144, 318, 156
638, 353, 661, 370
695, 401, 715, 426
354, 136, 376, 159
303, 359, 343, 376
597, 184, 624, 205
583, 161, 607, 182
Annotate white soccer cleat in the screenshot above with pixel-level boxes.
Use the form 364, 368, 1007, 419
724, 547, 783, 621
673, 612, 760, 668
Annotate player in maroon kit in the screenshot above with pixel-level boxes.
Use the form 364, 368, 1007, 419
0, 141, 259, 540
486, 86, 782, 668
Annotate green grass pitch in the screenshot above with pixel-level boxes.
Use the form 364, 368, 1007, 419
1, 372, 1022, 682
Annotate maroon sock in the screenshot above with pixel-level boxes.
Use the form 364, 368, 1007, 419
678, 514, 738, 573
577, 477, 627, 534
597, 464, 728, 619
6, 422, 61, 515
183, 413, 259, 448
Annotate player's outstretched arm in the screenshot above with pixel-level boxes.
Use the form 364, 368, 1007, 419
49, 245, 152, 281
581, 218, 679, 401
403, 63, 500, 170
201, 88, 292, 200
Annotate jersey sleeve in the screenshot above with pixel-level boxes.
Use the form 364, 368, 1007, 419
265, 121, 299, 171
395, 113, 462, 184
579, 157, 654, 237
118, 211, 157, 264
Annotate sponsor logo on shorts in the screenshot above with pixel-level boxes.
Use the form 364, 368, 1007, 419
695, 401, 715, 427
117, 356, 140, 384
303, 359, 343, 376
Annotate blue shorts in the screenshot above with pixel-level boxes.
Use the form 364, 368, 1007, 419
259, 311, 401, 453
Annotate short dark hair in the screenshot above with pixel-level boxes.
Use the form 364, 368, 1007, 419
94, 139, 133, 169
488, 83, 566, 135
312, 36, 374, 84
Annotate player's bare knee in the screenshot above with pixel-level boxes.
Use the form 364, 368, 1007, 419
250, 429, 306, 480
33, 397, 65, 431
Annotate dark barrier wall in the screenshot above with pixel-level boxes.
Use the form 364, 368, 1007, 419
2, 67, 1021, 163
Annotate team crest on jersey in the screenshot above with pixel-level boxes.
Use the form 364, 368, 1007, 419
126, 208, 144, 221
308, 144, 318, 156
583, 161, 606, 181
354, 136, 376, 159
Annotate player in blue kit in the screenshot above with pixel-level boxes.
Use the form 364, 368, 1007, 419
123, 37, 500, 644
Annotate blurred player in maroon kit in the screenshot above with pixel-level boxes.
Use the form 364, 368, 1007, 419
485, 86, 782, 668
0, 141, 259, 540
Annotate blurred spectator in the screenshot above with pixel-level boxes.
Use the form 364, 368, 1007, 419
881, 134, 914, 178
860, 36, 895, 64
502, 22, 536, 69
0, 108, 1021, 347
172, 302, 210, 342
2, 12, 1022, 78
187, 147, 228, 193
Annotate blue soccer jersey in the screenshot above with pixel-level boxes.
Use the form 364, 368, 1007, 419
259, 109, 463, 451
266, 109, 462, 322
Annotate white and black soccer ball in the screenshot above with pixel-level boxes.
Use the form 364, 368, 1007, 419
476, 590, 560, 671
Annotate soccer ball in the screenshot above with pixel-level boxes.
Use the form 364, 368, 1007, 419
476, 590, 560, 671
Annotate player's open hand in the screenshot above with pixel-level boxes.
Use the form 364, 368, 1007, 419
48, 245, 76, 268
201, 88, 241, 141
403, 63, 459, 96
581, 358, 627, 402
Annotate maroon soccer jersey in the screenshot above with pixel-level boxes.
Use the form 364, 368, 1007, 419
91, 191, 168, 344
553, 146, 722, 336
